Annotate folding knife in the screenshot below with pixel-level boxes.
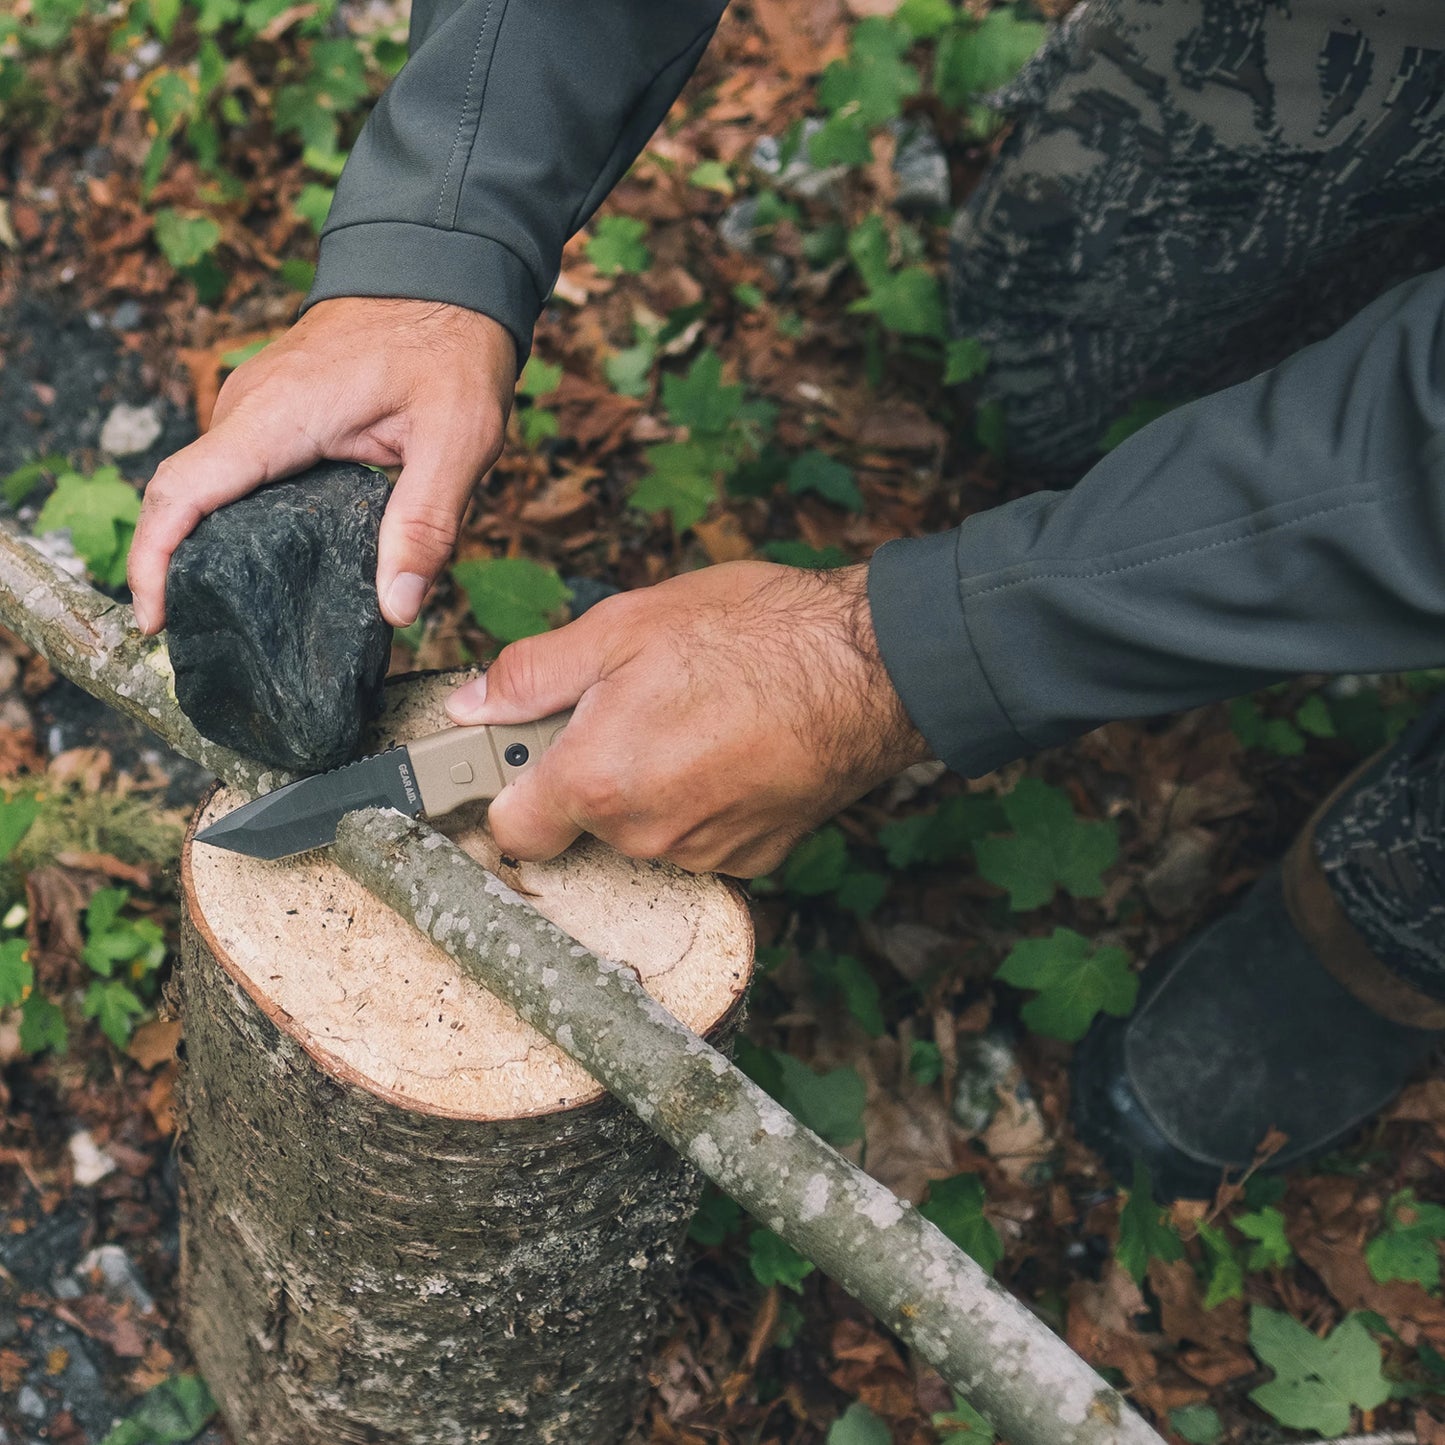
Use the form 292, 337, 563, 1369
194, 712, 572, 861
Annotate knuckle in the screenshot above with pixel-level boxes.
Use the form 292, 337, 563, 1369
392, 504, 459, 557
572, 765, 630, 824
488, 636, 544, 698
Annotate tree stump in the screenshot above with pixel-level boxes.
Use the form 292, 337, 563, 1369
176, 674, 754, 1445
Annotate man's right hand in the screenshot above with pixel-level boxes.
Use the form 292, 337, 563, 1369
127, 296, 518, 634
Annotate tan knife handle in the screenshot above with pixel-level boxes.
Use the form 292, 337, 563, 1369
407, 710, 573, 819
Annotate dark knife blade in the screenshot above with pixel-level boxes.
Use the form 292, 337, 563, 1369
194, 746, 425, 860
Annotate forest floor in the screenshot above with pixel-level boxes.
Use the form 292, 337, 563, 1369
4, 1, 1445, 1443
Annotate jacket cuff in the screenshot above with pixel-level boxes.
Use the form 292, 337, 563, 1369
867, 530, 1030, 778
303, 221, 541, 366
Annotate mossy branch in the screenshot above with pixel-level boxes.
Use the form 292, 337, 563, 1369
0, 518, 1164, 1445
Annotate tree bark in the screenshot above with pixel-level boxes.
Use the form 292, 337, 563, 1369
179, 676, 752, 1442
0, 519, 1167, 1445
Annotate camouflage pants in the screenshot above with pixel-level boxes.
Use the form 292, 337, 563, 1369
952, 0, 1445, 471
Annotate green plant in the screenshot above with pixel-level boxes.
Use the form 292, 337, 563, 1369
827, 1402, 890, 1445
786, 450, 862, 511
808, 950, 884, 1036
100, 1373, 216, 1445
995, 928, 1136, 1043
1367, 1190, 1445, 1290
769, 825, 888, 918
452, 557, 571, 645
35, 467, 141, 589
629, 349, 777, 530
919, 1173, 1003, 1272
80, 886, 166, 1048
749, 1227, 815, 1293
1196, 1219, 1244, 1308
586, 214, 651, 276
847, 213, 946, 341
1116, 1160, 1184, 1285
735, 1038, 866, 1146
1248, 1307, 1389, 1434
1235, 1206, 1293, 1271
973, 779, 1118, 911
879, 794, 1005, 869
1168, 1404, 1222, 1445
515, 355, 564, 448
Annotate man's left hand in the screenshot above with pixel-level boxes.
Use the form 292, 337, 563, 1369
446, 561, 930, 877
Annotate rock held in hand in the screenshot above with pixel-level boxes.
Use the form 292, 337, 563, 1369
166, 462, 393, 773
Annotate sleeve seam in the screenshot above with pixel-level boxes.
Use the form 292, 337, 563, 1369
956, 581, 1037, 760
434, 0, 504, 228
318, 217, 536, 286
963, 485, 1416, 602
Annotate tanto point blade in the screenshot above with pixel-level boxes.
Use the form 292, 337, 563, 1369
194, 746, 425, 860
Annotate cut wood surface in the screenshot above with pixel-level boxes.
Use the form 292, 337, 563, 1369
185, 675, 751, 1119
0, 518, 1168, 1445
181, 675, 752, 1443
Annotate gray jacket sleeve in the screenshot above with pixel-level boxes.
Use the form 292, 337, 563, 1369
869, 269, 1445, 777
303, 0, 726, 361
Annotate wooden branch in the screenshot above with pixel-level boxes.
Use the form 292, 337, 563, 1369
0, 518, 1165, 1445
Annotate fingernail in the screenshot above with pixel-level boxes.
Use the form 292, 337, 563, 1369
447, 674, 488, 723
132, 600, 153, 634
384, 572, 428, 625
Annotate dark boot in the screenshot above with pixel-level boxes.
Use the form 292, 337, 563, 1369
1073, 705, 1445, 1200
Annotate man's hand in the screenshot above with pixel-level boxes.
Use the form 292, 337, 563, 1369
128, 297, 518, 633
446, 561, 931, 877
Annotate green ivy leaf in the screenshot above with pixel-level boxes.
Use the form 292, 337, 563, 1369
919, 1174, 1003, 1273
452, 558, 570, 644
0, 793, 39, 859
629, 442, 718, 531
973, 778, 1118, 910
782, 826, 849, 896
35, 467, 141, 588
944, 336, 990, 384
518, 356, 563, 399
1366, 1190, 1445, 1290
586, 214, 651, 276
18, 992, 66, 1055
880, 795, 1006, 869
0, 938, 32, 1009
688, 1186, 743, 1246
775, 1053, 865, 1145
662, 349, 743, 437
934, 9, 1048, 109
835, 870, 888, 918
605, 337, 656, 398
1197, 1219, 1244, 1308
1248, 1308, 1389, 1435
932, 1393, 996, 1442
99, 1373, 216, 1445
749, 1228, 815, 1293
1236, 1206, 1294, 1271
975, 400, 1006, 457
1295, 692, 1338, 739
1229, 697, 1306, 757
151, 208, 221, 269
849, 266, 947, 340
909, 1040, 943, 1085
84, 979, 146, 1049
689, 160, 734, 195
1116, 1160, 1184, 1285
996, 928, 1136, 1043
1, 455, 63, 508
807, 111, 874, 168
292, 182, 334, 233
787, 451, 862, 511
896, 0, 959, 42
818, 17, 920, 127
809, 951, 884, 1036
1168, 1404, 1222, 1445
827, 1402, 891, 1445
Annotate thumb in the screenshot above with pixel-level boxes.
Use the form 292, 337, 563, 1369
376, 441, 486, 626
484, 760, 584, 861
447, 622, 605, 725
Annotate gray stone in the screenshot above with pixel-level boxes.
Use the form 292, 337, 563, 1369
108, 299, 143, 332
99, 402, 162, 458
563, 575, 621, 619
890, 118, 950, 212
751, 119, 848, 201
76, 1245, 155, 1314
951, 1031, 1020, 1133
167, 462, 393, 773
15, 1388, 44, 1421
718, 197, 765, 255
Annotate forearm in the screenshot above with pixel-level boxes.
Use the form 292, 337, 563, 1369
305, 0, 727, 360
871, 268, 1445, 775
